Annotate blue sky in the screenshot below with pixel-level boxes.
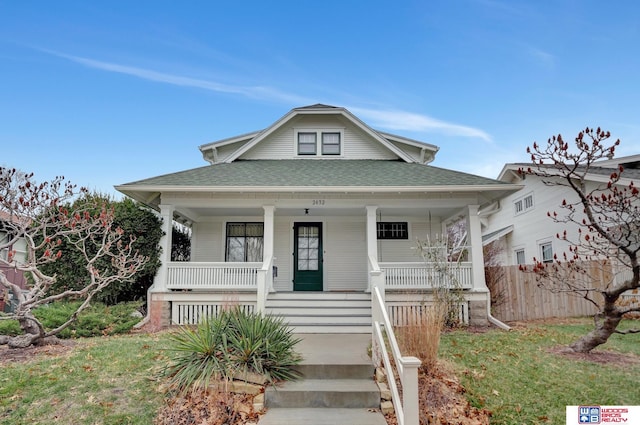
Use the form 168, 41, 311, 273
1, 1, 639, 196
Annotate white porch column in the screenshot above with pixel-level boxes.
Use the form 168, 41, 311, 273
365, 206, 379, 293
365, 206, 378, 261
466, 205, 488, 291
152, 204, 175, 292
263, 205, 276, 293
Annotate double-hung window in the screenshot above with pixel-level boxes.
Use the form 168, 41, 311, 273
515, 248, 526, 265
514, 193, 534, 215
297, 132, 317, 155
321, 132, 341, 155
296, 129, 343, 156
225, 222, 264, 262
540, 242, 553, 263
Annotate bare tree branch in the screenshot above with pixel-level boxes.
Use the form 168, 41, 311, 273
0, 167, 149, 347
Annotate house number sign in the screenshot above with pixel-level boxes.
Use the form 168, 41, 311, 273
312, 199, 325, 205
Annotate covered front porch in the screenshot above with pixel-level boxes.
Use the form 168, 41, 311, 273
145, 194, 490, 329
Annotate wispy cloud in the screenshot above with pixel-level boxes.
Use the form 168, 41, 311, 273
528, 47, 555, 68
45, 49, 492, 141
350, 107, 492, 142
46, 50, 311, 104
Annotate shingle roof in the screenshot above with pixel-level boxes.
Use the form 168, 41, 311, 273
507, 162, 640, 181
119, 159, 509, 189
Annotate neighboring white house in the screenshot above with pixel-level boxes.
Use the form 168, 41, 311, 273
116, 104, 520, 331
0, 211, 29, 311
481, 154, 640, 267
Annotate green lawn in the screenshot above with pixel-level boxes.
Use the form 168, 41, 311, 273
1, 319, 638, 424
0, 333, 170, 425
439, 318, 640, 424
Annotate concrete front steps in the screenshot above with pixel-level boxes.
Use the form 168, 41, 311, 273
265, 292, 371, 333
257, 334, 387, 425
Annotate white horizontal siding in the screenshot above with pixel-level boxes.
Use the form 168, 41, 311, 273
238, 115, 400, 160
377, 219, 441, 262
325, 218, 367, 290
273, 219, 293, 291
191, 222, 224, 262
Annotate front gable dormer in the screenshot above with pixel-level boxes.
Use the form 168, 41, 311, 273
199, 104, 437, 164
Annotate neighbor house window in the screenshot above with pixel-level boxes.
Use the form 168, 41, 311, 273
225, 222, 264, 262
540, 242, 553, 263
514, 193, 534, 215
297, 132, 317, 155
377, 222, 409, 240
321, 132, 341, 155
515, 248, 526, 265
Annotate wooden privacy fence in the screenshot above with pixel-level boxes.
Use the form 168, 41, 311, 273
489, 262, 613, 322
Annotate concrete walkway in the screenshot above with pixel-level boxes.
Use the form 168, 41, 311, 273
258, 333, 388, 425
293, 333, 372, 364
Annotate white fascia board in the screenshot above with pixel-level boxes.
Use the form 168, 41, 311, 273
224, 109, 300, 162
337, 109, 415, 163
377, 131, 439, 153
482, 225, 514, 246
198, 130, 262, 151
116, 183, 523, 194
497, 164, 524, 181
501, 163, 635, 186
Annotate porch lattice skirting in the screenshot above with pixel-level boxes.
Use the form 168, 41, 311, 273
168, 296, 470, 327
171, 302, 256, 325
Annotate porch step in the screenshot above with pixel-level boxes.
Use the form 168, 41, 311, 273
259, 334, 385, 425
295, 363, 373, 380
265, 379, 380, 408
265, 292, 372, 334
257, 408, 387, 425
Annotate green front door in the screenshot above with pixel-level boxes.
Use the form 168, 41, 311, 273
293, 222, 323, 291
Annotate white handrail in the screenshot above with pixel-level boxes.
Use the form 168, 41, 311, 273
372, 285, 421, 425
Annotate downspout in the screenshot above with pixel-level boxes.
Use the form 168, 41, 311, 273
487, 296, 511, 330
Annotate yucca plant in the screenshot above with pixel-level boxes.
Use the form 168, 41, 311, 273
224, 309, 302, 383
161, 307, 302, 394
161, 316, 233, 394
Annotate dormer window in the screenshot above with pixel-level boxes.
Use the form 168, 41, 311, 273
297, 132, 317, 155
322, 132, 341, 155
296, 129, 343, 157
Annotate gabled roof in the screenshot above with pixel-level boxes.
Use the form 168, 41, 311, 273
203, 104, 416, 164
498, 155, 640, 184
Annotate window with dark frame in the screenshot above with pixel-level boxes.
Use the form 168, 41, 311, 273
225, 222, 264, 262
321, 132, 341, 155
297, 132, 317, 155
376, 222, 409, 240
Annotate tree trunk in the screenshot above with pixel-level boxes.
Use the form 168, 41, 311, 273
6, 313, 45, 348
8, 333, 41, 348
569, 313, 622, 353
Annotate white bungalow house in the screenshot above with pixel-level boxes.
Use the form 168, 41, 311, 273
481, 154, 640, 268
116, 104, 520, 332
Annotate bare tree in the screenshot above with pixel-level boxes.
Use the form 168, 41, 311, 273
0, 168, 148, 348
521, 128, 639, 352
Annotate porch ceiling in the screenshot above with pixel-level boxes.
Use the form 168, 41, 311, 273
176, 205, 461, 221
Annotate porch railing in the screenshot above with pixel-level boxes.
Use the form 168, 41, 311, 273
372, 285, 421, 425
166, 262, 261, 290
380, 261, 473, 290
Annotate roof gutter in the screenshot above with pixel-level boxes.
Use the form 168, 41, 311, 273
115, 183, 523, 194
